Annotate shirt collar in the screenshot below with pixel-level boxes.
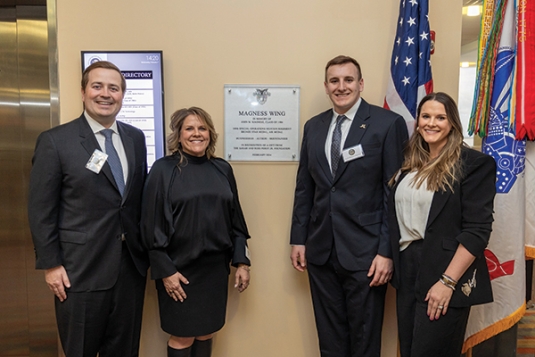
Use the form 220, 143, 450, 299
84, 110, 119, 135
332, 97, 362, 122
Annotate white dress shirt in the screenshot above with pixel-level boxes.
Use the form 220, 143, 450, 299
85, 111, 129, 184
324, 98, 362, 171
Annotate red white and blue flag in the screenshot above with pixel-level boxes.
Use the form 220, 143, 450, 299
384, 0, 433, 135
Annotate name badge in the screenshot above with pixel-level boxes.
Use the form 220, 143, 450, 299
86, 149, 108, 174
342, 144, 364, 162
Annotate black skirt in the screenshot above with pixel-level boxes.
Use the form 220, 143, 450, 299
156, 252, 230, 337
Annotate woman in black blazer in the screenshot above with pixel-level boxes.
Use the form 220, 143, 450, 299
388, 92, 496, 357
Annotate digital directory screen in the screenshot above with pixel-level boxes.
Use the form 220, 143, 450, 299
82, 51, 165, 169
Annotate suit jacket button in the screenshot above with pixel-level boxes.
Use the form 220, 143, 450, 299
331, 187, 336, 192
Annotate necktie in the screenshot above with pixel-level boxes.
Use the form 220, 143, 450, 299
101, 129, 125, 196
330, 115, 346, 177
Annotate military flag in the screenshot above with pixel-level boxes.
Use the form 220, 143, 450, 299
463, 0, 526, 351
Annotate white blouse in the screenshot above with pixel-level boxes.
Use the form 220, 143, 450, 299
395, 171, 434, 251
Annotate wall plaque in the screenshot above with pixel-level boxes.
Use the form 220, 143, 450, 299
224, 85, 300, 161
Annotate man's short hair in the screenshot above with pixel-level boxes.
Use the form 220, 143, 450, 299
81, 61, 126, 93
325, 55, 362, 81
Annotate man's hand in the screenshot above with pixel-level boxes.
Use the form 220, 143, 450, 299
291, 245, 307, 272
367, 255, 393, 287
45, 265, 71, 302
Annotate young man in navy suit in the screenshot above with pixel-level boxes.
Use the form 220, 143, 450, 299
28, 61, 148, 356
290, 55, 408, 357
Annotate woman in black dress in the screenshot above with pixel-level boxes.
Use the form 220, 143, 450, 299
141, 107, 251, 357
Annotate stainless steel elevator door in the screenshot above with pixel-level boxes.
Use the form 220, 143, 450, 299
0, 5, 57, 356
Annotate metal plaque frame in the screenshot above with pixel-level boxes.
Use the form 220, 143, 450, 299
224, 84, 300, 162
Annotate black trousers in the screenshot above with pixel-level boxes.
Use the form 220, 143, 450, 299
307, 247, 387, 357
55, 242, 146, 357
397, 239, 470, 357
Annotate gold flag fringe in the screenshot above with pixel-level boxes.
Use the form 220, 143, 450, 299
525, 246, 535, 260
462, 302, 526, 353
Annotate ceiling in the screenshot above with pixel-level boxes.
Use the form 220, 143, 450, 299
462, 0, 483, 46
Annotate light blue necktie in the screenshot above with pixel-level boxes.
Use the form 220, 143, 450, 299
331, 115, 346, 177
101, 129, 125, 196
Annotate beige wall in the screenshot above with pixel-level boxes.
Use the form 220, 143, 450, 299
54, 1, 462, 356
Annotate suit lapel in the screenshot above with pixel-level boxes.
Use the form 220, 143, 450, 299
314, 111, 334, 181
79, 114, 123, 195
79, 114, 101, 156
426, 188, 452, 228
79, 115, 118, 191
334, 99, 370, 182
118, 122, 135, 200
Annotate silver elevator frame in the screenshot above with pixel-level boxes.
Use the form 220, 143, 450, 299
0, 1, 59, 355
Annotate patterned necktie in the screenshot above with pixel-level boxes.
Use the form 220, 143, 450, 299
101, 129, 125, 196
330, 115, 347, 177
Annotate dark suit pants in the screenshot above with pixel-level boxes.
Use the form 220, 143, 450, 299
397, 239, 470, 357
307, 249, 387, 357
55, 242, 146, 357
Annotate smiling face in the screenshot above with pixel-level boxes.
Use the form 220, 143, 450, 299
81, 68, 124, 128
324, 62, 363, 114
417, 100, 453, 158
179, 114, 210, 157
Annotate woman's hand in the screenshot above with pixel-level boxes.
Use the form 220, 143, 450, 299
163, 271, 189, 302
235, 264, 250, 293
425, 280, 454, 320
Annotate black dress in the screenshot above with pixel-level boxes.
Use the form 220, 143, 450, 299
141, 152, 250, 336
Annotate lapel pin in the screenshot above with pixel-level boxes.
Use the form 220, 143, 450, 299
360, 124, 366, 129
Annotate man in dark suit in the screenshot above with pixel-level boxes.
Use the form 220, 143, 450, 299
28, 61, 148, 357
290, 55, 408, 357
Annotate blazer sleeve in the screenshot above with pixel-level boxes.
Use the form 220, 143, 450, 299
378, 115, 408, 258
28, 131, 64, 269
212, 159, 251, 266
290, 121, 315, 245
140, 159, 178, 279
456, 151, 497, 257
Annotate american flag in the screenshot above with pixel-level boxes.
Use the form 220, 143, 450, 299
384, 0, 433, 135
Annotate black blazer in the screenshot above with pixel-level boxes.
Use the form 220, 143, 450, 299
28, 114, 149, 292
388, 147, 496, 307
290, 99, 408, 271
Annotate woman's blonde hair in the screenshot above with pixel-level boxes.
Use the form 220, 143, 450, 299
167, 107, 218, 165
394, 92, 466, 192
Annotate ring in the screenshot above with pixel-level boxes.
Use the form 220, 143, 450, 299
438, 305, 444, 309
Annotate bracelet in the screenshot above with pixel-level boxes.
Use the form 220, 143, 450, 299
442, 273, 458, 285
439, 278, 455, 290
440, 274, 457, 291
238, 265, 250, 271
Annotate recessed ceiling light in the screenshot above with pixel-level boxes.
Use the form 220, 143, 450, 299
467, 5, 482, 16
